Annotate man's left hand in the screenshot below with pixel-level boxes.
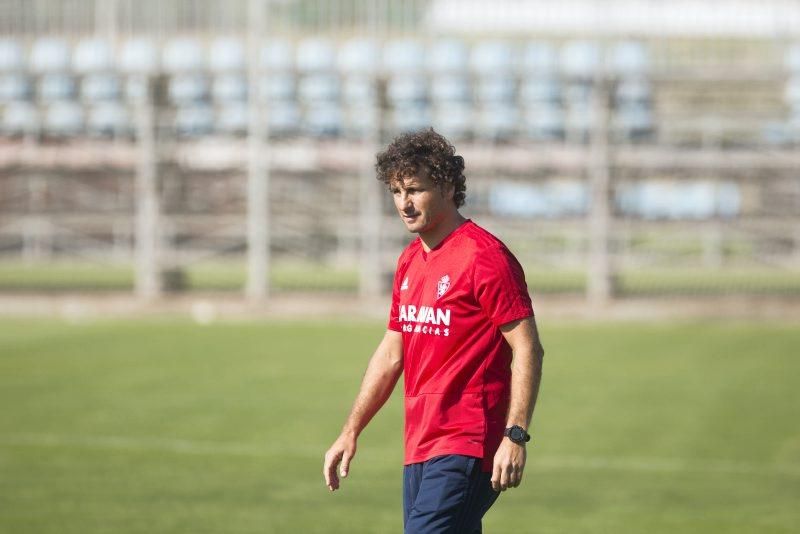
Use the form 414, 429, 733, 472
491, 438, 527, 492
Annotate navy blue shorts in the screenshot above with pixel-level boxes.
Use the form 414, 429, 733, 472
403, 454, 500, 534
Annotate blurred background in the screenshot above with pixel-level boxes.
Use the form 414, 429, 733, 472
1, 2, 800, 533
0, 0, 798, 311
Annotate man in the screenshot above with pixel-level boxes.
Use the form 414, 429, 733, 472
323, 128, 544, 533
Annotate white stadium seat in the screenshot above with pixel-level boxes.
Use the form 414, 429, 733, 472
119, 38, 159, 74
296, 38, 336, 72
73, 38, 114, 73
259, 39, 293, 72
383, 39, 426, 73
0, 39, 25, 71
338, 38, 379, 74
427, 39, 469, 73
163, 38, 206, 72
30, 38, 70, 72
209, 38, 245, 72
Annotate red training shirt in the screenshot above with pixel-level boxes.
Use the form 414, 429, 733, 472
388, 220, 534, 472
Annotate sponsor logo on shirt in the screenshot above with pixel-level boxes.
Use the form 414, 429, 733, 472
398, 304, 451, 336
436, 275, 450, 299
400, 276, 409, 291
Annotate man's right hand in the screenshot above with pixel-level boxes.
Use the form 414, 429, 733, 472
323, 432, 357, 491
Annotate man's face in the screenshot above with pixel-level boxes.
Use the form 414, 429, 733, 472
390, 173, 454, 234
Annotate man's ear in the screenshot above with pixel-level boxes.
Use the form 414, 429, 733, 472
441, 182, 455, 201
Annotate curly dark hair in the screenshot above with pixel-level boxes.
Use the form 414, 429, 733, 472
375, 128, 467, 208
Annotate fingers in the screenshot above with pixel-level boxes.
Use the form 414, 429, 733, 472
323, 450, 342, 491
500, 464, 511, 491
323, 434, 358, 492
510, 465, 523, 488
340, 451, 351, 478
491, 463, 502, 492
491, 462, 524, 492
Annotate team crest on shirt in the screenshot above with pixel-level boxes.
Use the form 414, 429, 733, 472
400, 276, 409, 291
436, 275, 451, 299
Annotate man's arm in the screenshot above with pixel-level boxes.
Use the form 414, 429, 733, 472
323, 329, 404, 491
491, 315, 544, 492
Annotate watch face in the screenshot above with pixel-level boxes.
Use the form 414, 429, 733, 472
511, 427, 524, 441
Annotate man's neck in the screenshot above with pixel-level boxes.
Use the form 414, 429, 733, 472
419, 213, 467, 252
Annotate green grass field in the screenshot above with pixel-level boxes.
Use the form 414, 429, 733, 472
3, 260, 800, 295
1, 319, 799, 533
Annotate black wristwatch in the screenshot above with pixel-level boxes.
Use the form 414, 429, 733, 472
504, 425, 531, 445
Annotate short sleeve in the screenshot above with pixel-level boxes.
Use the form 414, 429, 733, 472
473, 245, 533, 327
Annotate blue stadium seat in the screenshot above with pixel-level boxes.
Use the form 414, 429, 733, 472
788, 110, 800, 140
432, 103, 473, 141
565, 100, 595, 141
44, 101, 84, 137
615, 78, 652, 106
81, 73, 121, 102
209, 37, 245, 72
609, 41, 649, 76
1, 101, 39, 136
268, 101, 301, 137
489, 182, 549, 218
475, 75, 516, 104
216, 102, 248, 135
387, 75, 427, 105
343, 105, 378, 138
618, 181, 721, 220
119, 38, 159, 74
519, 77, 561, 105
298, 74, 340, 103
383, 39, 426, 73
87, 102, 131, 137
613, 103, 654, 142
471, 41, 515, 75
0, 73, 32, 102
561, 41, 601, 79
338, 38, 379, 75
785, 75, 800, 109
784, 43, 800, 72
304, 103, 343, 137
521, 42, 557, 74
296, 38, 336, 73
39, 73, 76, 101
549, 181, 589, 216
427, 39, 469, 73
163, 38, 205, 73
30, 38, 70, 72
212, 74, 247, 102
73, 38, 114, 73
124, 75, 150, 103
259, 72, 295, 101
174, 105, 214, 137
0, 39, 24, 71
523, 105, 565, 141
672, 182, 716, 220
259, 39, 293, 72
168, 74, 210, 104
390, 103, 431, 134
476, 103, 518, 141
342, 76, 377, 105
491, 181, 588, 218
564, 82, 593, 106
430, 75, 471, 104
716, 182, 741, 218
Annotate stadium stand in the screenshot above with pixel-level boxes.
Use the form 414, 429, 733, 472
0, 35, 795, 148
